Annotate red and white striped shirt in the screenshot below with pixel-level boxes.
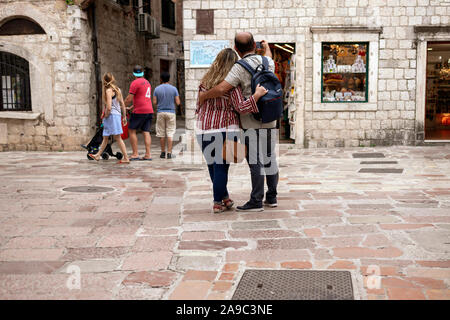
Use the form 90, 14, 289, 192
195, 84, 258, 132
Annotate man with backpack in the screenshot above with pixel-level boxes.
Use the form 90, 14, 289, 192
199, 32, 280, 212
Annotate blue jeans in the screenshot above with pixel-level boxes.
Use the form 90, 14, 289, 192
197, 132, 231, 203
243, 128, 279, 206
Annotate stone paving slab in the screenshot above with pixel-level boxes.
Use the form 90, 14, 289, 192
0, 145, 449, 300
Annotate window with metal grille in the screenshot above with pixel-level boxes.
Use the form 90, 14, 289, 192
133, 0, 151, 14
142, 0, 151, 14
0, 52, 32, 111
117, 0, 130, 6
161, 0, 175, 30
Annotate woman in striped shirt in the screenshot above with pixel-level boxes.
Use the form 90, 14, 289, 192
196, 48, 268, 214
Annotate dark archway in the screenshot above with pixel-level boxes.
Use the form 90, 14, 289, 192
0, 18, 46, 36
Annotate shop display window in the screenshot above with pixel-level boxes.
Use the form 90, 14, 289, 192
425, 41, 450, 139
321, 42, 369, 103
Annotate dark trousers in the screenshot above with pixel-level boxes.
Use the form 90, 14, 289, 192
197, 132, 230, 203
243, 128, 279, 206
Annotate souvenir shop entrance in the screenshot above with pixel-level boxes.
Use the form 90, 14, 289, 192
266, 43, 296, 143
425, 41, 450, 140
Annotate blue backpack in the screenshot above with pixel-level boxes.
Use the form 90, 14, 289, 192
237, 55, 283, 123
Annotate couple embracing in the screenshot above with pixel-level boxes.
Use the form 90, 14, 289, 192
196, 32, 279, 214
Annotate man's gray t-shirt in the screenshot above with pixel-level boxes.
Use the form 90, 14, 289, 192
224, 54, 277, 129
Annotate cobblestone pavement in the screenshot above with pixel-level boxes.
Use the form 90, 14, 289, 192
0, 144, 449, 300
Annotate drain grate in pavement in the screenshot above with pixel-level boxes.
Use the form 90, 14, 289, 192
171, 168, 204, 172
358, 168, 403, 173
352, 153, 385, 158
232, 270, 354, 300
360, 161, 398, 164
62, 186, 115, 193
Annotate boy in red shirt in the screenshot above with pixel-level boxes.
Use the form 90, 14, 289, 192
124, 65, 154, 160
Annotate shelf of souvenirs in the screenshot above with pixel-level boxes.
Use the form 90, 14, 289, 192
323, 90, 367, 102
324, 72, 366, 75
427, 76, 450, 80
323, 83, 365, 88
427, 69, 450, 80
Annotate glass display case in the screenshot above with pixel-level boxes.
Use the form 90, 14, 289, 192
321, 42, 369, 103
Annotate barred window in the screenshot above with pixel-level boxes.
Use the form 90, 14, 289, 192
133, 0, 151, 14
0, 52, 32, 111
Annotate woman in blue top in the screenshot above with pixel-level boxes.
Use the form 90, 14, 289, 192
89, 73, 130, 164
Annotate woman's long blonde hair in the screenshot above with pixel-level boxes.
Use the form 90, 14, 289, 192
102, 72, 122, 104
201, 48, 238, 90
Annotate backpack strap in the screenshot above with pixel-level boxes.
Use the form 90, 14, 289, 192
236, 59, 256, 76
261, 56, 269, 70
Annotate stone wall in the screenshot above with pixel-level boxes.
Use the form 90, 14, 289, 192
0, 0, 94, 151
95, 0, 151, 97
95, 0, 185, 115
0, 0, 185, 151
148, 0, 185, 105
182, 0, 450, 148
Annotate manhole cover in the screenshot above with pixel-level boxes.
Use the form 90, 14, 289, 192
62, 186, 115, 193
232, 270, 354, 300
358, 168, 403, 173
360, 161, 398, 164
352, 153, 385, 158
171, 168, 204, 172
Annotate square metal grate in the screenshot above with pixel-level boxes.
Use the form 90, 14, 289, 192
171, 168, 204, 172
352, 153, 385, 158
62, 186, 114, 193
232, 270, 354, 300
358, 168, 403, 173
360, 161, 398, 165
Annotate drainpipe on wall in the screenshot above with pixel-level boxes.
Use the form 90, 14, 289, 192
87, 3, 102, 126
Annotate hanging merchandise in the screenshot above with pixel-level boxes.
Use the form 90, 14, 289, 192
288, 60, 297, 141
270, 43, 296, 141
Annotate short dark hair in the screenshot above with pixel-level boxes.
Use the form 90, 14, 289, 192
160, 72, 170, 83
235, 33, 255, 54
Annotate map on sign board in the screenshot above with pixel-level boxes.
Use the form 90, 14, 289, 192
190, 40, 230, 68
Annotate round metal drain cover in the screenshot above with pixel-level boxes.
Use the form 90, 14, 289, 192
62, 186, 114, 193
171, 168, 204, 172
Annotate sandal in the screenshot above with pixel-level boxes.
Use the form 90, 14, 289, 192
88, 153, 99, 161
213, 203, 225, 214
117, 160, 130, 164
222, 198, 234, 210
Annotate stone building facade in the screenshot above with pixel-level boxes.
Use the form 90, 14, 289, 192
148, 0, 185, 99
182, 0, 450, 148
0, 0, 184, 151
0, 0, 94, 151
